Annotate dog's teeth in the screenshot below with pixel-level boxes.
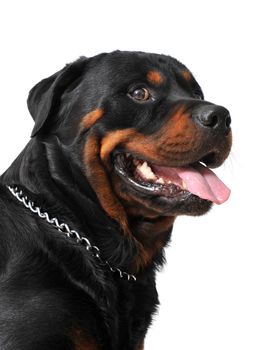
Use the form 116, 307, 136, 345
182, 181, 187, 189
167, 180, 172, 184
156, 177, 165, 184
136, 161, 156, 180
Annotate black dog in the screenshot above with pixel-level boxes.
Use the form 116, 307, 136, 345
0, 51, 232, 349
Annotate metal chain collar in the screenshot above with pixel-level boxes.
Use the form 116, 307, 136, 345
7, 185, 136, 282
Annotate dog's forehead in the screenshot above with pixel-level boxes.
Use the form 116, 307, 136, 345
90, 51, 188, 83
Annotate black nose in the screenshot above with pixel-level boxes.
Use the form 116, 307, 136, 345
194, 105, 231, 135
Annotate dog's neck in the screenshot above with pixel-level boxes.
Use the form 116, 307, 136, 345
1, 137, 174, 273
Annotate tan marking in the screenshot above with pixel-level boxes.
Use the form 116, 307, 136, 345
100, 128, 136, 164
123, 109, 197, 163
132, 216, 175, 271
182, 70, 192, 81
80, 109, 104, 130
84, 132, 130, 234
147, 70, 164, 85
165, 107, 195, 139
99, 108, 196, 176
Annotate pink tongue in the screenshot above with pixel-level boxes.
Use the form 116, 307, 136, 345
152, 163, 230, 204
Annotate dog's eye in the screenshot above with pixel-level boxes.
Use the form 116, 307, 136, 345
128, 88, 150, 101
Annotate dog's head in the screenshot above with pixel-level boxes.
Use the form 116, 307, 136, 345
28, 51, 232, 234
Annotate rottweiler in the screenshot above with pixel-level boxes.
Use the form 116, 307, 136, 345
0, 51, 232, 349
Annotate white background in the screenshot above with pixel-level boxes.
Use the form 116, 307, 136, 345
0, 1, 252, 349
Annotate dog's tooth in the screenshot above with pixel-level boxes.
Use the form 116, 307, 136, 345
137, 161, 156, 180
143, 162, 152, 172
182, 181, 187, 189
137, 162, 146, 171
147, 174, 157, 180
156, 177, 165, 184
136, 163, 142, 169
144, 163, 156, 180
136, 164, 143, 172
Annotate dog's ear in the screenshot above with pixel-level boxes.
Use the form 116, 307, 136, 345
28, 57, 86, 138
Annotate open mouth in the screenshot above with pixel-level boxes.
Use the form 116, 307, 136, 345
113, 152, 230, 205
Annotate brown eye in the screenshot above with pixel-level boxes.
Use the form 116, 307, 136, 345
129, 87, 150, 101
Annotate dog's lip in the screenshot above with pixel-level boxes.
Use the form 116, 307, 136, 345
112, 149, 221, 174
112, 150, 230, 204
113, 149, 221, 169
114, 156, 191, 201
112, 151, 199, 200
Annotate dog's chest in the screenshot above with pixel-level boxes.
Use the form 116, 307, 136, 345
67, 276, 158, 349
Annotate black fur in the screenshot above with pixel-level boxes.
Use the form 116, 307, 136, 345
0, 51, 231, 349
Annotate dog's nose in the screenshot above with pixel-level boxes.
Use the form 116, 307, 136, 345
194, 105, 231, 135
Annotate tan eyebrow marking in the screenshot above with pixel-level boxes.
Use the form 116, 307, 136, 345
146, 70, 164, 85
79, 108, 104, 130
182, 70, 192, 81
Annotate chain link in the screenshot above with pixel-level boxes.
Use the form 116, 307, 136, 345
7, 185, 136, 282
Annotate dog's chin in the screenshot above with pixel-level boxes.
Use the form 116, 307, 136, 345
112, 151, 215, 217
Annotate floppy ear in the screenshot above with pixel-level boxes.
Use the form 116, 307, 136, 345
28, 57, 86, 137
